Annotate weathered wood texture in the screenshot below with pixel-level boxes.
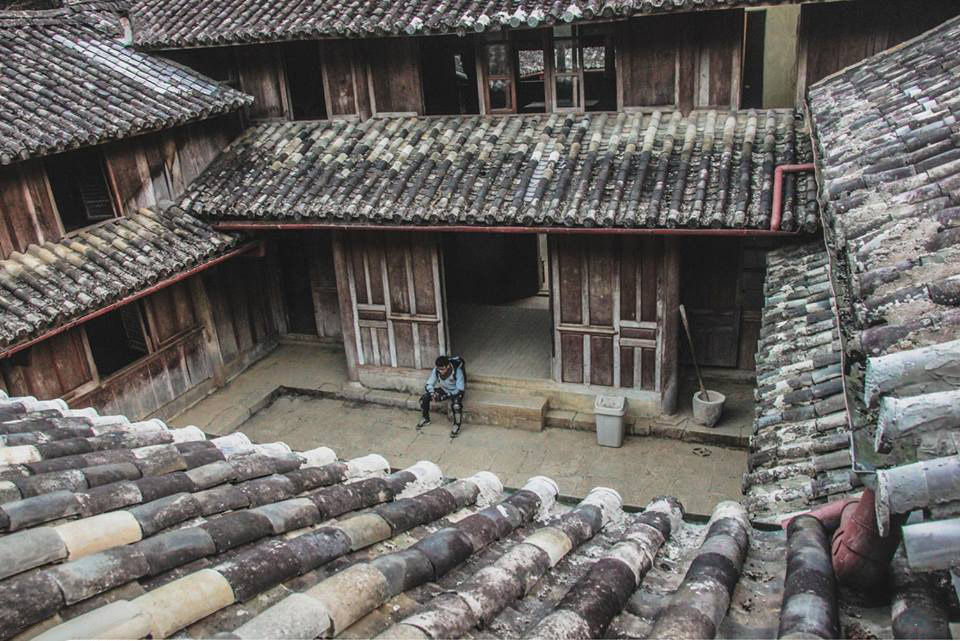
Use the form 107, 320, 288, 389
237, 44, 291, 121
104, 117, 240, 216
619, 10, 743, 112
364, 38, 424, 115
0, 274, 223, 421
0, 160, 62, 256
0, 117, 239, 262
680, 238, 766, 370
340, 231, 446, 371
202, 255, 283, 371
796, 0, 960, 103
0, 329, 92, 400
550, 235, 670, 393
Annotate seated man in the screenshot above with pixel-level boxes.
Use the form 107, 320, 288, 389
418, 355, 466, 437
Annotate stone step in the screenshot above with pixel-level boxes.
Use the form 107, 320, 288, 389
462, 390, 547, 432
335, 384, 548, 432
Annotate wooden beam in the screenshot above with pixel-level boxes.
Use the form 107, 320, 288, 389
331, 231, 360, 381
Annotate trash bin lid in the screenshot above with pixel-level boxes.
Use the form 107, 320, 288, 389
594, 394, 626, 416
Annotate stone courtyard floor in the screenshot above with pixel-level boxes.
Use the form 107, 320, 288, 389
171, 341, 747, 516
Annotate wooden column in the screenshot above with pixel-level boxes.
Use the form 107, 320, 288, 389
659, 238, 681, 414
188, 274, 227, 387
331, 231, 360, 381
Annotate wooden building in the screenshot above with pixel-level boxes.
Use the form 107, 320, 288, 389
0, 8, 281, 420
1, 0, 958, 419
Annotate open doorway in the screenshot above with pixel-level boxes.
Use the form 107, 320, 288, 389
442, 233, 551, 379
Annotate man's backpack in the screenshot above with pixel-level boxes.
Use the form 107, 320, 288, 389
448, 355, 466, 381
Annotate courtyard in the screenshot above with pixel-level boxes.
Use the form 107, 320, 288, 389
171, 342, 748, 515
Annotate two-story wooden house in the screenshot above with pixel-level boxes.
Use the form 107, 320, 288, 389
0, 5, 285, 419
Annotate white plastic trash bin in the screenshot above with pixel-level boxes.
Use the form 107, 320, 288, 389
594, 395, 627, 447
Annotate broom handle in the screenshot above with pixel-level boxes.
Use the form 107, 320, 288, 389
679, 304, 710, 402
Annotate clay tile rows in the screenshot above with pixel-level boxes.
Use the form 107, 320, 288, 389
806, 14, 960, 568
0, 207, 239, 351
182, 110, 819, 231
0, 9, 252, 165
743, 242, 854, 520
130, 0, 816, 49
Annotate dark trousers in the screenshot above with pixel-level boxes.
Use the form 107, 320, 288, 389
420, 390, 464, 425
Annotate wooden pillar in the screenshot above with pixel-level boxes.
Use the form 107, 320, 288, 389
187, 274, 227, 388
331, 231, 360, 381
659, 238, 681, 414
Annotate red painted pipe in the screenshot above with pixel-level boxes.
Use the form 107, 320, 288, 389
212, 221, 804, 237
831, 488, 900, 595
770, 163, 815, 232
0, 242, 259, 361
781, 493, 861, 533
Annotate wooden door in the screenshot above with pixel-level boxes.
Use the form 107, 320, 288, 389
550, 235, 665, 390
342, 231, 447, 369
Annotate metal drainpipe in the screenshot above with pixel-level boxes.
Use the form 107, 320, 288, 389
769, 163, 815, 231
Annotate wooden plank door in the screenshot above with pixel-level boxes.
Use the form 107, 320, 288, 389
550, 235, 665, 391
343, 231, 447, 370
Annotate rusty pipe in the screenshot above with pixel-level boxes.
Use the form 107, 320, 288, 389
770, 163, 815, 232
212, 221, 805, 237
831, 489, 900, 596
0, 242, 260, 361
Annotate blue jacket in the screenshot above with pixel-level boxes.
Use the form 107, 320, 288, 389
426, 364, 465, 396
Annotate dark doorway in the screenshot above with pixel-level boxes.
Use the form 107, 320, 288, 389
278, 240, 319, 336
283, 41, 328, 120
421, 35, 480, 115
85, 305, 150, 377
442, 233, 551, 379
741, 10, 766, 108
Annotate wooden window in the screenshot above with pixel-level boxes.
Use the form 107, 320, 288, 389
482, 35, 515, 113
553, 26, 582, 110
551, 25, 616, 112
44, 148, 116, 232
515, 32, 547, 113
282, 41, 328, 120
84, 304, 151, 378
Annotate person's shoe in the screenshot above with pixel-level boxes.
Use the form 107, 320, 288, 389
450, 424, 461, 438
417, 417, 431, 429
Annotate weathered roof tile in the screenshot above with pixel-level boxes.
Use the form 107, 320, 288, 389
185, 110, 818, 231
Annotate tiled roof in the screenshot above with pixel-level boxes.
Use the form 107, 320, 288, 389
743, 242, 855, 520
0, 207, 239, 352
129, 0, 817, 49
806, 15, 960, 567
0, 390, 896, 640
0, 9, 251, 165
183, 110, 819, 231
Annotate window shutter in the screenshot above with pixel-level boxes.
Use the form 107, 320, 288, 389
119, 306, 150, 354
76, 161, 115, 221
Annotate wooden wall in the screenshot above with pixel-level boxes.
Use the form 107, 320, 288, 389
618, 10, 743, 113
796, 0, 960, 102
364, 39, 424, 115
0, 114, 282, 419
